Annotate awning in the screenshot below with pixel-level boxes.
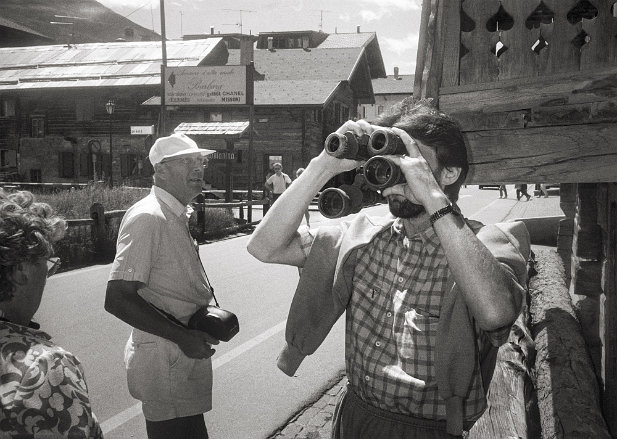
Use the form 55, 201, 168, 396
174, 121, 250, 138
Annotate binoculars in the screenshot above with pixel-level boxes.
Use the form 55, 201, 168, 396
324, 128, 407, 192
318, 172, 382, 218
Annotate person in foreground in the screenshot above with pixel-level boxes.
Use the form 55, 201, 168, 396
0, 190, 103, 438
105, 133, 219, 439
247, 99, 530, 439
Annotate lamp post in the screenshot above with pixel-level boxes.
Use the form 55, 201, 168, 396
105, 99, 115, 186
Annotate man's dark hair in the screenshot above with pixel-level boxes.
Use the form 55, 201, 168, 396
371, 97, 469, 201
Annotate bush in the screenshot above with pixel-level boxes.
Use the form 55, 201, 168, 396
32, 182, 148, 219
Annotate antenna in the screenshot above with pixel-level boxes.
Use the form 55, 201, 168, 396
222, 9, 255, 34
309, 10, 332, 31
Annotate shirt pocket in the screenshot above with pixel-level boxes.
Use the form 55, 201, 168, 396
397, 308, 439, 380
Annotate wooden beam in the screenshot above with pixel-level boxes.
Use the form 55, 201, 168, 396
464, 123, 617, 184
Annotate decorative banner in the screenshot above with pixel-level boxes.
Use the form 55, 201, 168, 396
165, 66, 249, 106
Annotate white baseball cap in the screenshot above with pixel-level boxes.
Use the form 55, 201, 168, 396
148, 133, 215, 166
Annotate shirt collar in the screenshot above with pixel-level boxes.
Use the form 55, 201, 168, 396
390, 217, 441, 255
152, 186, 190, 217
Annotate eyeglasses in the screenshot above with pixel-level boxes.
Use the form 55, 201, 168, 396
161, 157, 209, 168
47, 257, 61, 277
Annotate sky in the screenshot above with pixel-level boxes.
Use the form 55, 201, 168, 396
97, 0, 422, 75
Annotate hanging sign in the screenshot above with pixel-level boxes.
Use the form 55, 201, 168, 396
165, 66, 250, 106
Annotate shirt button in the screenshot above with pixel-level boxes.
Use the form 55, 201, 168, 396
375, 341, 381, 347
386, 312, 392, 318
398, 277, 404, 283
128, 268, 133, 273
365, 375, 370, 382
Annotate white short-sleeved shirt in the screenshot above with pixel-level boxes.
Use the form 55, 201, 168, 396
266, 172, 292, 194
109, 186, 214, 421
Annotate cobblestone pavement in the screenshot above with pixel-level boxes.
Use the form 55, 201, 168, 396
266, 191, 565, 439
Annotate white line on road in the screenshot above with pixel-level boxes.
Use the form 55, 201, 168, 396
100, 320, 288, 434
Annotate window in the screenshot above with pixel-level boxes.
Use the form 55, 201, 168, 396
76, 97, 94, 121
312, 109, 322, 123
120, 153, 138, 177
59, 152, 74, 178
30, 169, 42, 182
31, 117, 45, 138
377, 105, 384, 115
80, 152, 91, 177
341, 105, 349, 122
0, 98, 16, 117
0, 150, 16, 167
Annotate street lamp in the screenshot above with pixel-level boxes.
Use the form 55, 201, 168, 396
105, 99, 115, 186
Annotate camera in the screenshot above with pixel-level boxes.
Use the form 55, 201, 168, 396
324, 131, 371, 160
188, 305, 239, 342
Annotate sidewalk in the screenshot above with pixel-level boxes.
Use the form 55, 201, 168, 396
266, 193, 564, 439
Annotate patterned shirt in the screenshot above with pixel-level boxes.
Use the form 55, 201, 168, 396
0, 320, 103, 438
300, 219, 489, 421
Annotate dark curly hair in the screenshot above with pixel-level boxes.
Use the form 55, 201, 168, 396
0, 190, 66, 302
370, 97, 469, 202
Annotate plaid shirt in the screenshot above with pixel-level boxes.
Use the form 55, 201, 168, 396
301, 219, 489, 421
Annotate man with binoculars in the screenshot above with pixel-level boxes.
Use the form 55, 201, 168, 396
247, 98, 530, 438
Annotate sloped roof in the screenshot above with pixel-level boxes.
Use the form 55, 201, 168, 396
0, 39, 227, 90
372, 74, 415, 95
318, 32, 375, 49
0, 0, 159, 44
254, 80, 342, 106
228, 48, 363, 81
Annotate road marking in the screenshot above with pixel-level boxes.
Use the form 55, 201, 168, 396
100, 320, 287, 434
53, 264, 110, 279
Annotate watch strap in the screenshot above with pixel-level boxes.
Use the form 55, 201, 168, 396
429, 204, 459, 225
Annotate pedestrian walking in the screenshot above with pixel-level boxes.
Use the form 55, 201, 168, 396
105, 133, 220, 439
539, 183, 549, 198
248, 98, 530, 439
515, 183, 532, 201
499, 184, 507, 198
0, 190, 103, 438
265, 163, 292, 204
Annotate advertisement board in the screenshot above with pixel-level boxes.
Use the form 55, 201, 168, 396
164, 66, 250, 106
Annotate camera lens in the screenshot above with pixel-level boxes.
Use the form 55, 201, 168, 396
363, 156, 404, 190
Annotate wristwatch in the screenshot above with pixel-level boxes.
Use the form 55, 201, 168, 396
429, 203, 461, 225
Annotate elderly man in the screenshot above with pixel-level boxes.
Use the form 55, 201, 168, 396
248, 99, 530, 438
105, 133, 219, 439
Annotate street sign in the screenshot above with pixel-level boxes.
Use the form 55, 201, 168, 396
131, 125, 154, 135
165, 66, 249, 106
210, 152, 235, 160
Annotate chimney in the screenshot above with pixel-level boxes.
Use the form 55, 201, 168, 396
267, 36, 274, 51
210, 26, 214, 35
394, 67, 399, 79
357, 25, 361, 33
240, 37, 254, 65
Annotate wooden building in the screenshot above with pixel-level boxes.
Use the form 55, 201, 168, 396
414, 0, 617, 436
358, 68, 415, 120
0, 39, 228, 185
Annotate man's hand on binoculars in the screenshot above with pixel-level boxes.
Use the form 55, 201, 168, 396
381, 127, 446, 208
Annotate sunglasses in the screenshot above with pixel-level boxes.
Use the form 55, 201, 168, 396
47, 257, 61, 277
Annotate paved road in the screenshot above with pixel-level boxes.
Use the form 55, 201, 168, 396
36, 186, 515, 439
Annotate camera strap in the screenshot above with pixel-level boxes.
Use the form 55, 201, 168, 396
194, 244, 220, 307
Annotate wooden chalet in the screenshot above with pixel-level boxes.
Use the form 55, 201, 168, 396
359, 68, 415, 120
414, 0, 617, 436
0, 39, 228, 185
